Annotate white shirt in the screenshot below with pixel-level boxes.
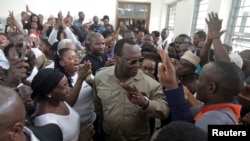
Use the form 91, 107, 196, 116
0, 50, 9, 69
33, 102, 80, 141
71, 73, 96, 126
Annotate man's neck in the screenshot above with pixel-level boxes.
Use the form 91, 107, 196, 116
90, 52, 101, 58
115, 66, 129, 83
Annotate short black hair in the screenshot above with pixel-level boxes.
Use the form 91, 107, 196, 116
114, 39, 136, 56
102, 30, 113, 38
152, 31, 160, 37
209, 61, 245, 95
103, 15, 109, 20
195, 30, 207, 41
152, 121, 207, 141
141, 44, 157, 54
138, 29, 149, 35
178, 34, 191, 42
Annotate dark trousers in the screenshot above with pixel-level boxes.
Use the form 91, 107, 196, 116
93, 119, 105, 141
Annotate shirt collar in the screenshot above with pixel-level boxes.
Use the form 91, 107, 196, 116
107, 65, 143, 81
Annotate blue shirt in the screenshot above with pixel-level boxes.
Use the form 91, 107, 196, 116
73, 19, 83, 29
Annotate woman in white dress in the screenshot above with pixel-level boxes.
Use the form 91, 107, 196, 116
31, 68, 80, 141
54, 39, 96, 128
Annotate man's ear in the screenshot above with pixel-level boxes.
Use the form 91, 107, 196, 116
9, 123, 24, 140
114, 55, 120, 64
209, 82, 217, 94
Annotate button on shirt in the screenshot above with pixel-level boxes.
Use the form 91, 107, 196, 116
94, 66, 169, 141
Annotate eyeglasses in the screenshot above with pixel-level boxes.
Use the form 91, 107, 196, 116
126, 57, 144, 65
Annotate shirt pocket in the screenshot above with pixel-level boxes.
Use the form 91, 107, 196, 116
97, 89, 112, 109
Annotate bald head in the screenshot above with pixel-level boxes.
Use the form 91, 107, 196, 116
203, 61, 244, 95
87, 32, 103, 43
0, 86, 26, 126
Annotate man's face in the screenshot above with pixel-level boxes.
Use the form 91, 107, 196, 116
103, 19, 109, 26
79, 12, 85, 20
143, 35, 153, 46
161, 29, 169, 40
90, 35, 105, 56
174, 37, 190, 49
176, 43, 189, 58
136, 31, 145, 44
193, 34, 202, 46
93, 16, 99, 23
118, 43, 142, 77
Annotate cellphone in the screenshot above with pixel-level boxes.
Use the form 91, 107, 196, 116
21, 42, 27, 58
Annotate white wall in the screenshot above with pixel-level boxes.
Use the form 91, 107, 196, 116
0, 0, 233, 37
0, 0, 166, 32
173, 0, 196, 37
0, 0, 117, 28
161, 0, 232, 40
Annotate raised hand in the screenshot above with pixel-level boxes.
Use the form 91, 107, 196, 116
120, 83, 148, 107
205, 12, 223, 39
157, 47, 178, 90
26, 5, 30, 13
6, 57, 29, 87
78, 61, 92, 81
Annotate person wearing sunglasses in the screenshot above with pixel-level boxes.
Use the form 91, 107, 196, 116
94, 38, 169, 141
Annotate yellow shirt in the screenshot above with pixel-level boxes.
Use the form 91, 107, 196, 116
94, 66, 169, 141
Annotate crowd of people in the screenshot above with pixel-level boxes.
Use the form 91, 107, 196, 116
1, 5, 250, 141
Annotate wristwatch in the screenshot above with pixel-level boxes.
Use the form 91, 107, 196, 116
138, 96, 149, 110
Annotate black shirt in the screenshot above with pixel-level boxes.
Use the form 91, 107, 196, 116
81, 54, 107, 75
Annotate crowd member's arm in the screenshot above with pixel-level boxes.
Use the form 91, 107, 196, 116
59, 11, 82, 48
26, 5, 36, 15
6, 57, 29, 88
48, 16, 59, 45
65, 61, 92, 106
206, 12, 230, 62
199, 36, 212, 66
9, 11, 26, 35
158, 47, 193, 122
183, 86, 202, 106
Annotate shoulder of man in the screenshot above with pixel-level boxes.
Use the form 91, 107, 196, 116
95, 66, 112, 76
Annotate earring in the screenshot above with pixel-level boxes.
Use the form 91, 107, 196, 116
47, 95, 52, 98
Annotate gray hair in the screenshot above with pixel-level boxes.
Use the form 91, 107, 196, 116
57, 39, 75, 51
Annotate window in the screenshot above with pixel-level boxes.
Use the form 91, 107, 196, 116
165, 4, 176, 40
225, 0, 250, 53
191, 0, 209, 36
116, 1, 151, 31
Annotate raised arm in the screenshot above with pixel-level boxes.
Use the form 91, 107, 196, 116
158, 47, 193, 122
9, 11, 26, 35
65, 61, 92, 106
206, 12, 230, 62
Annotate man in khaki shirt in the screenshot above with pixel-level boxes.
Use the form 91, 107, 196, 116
94, 39, 169, 141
